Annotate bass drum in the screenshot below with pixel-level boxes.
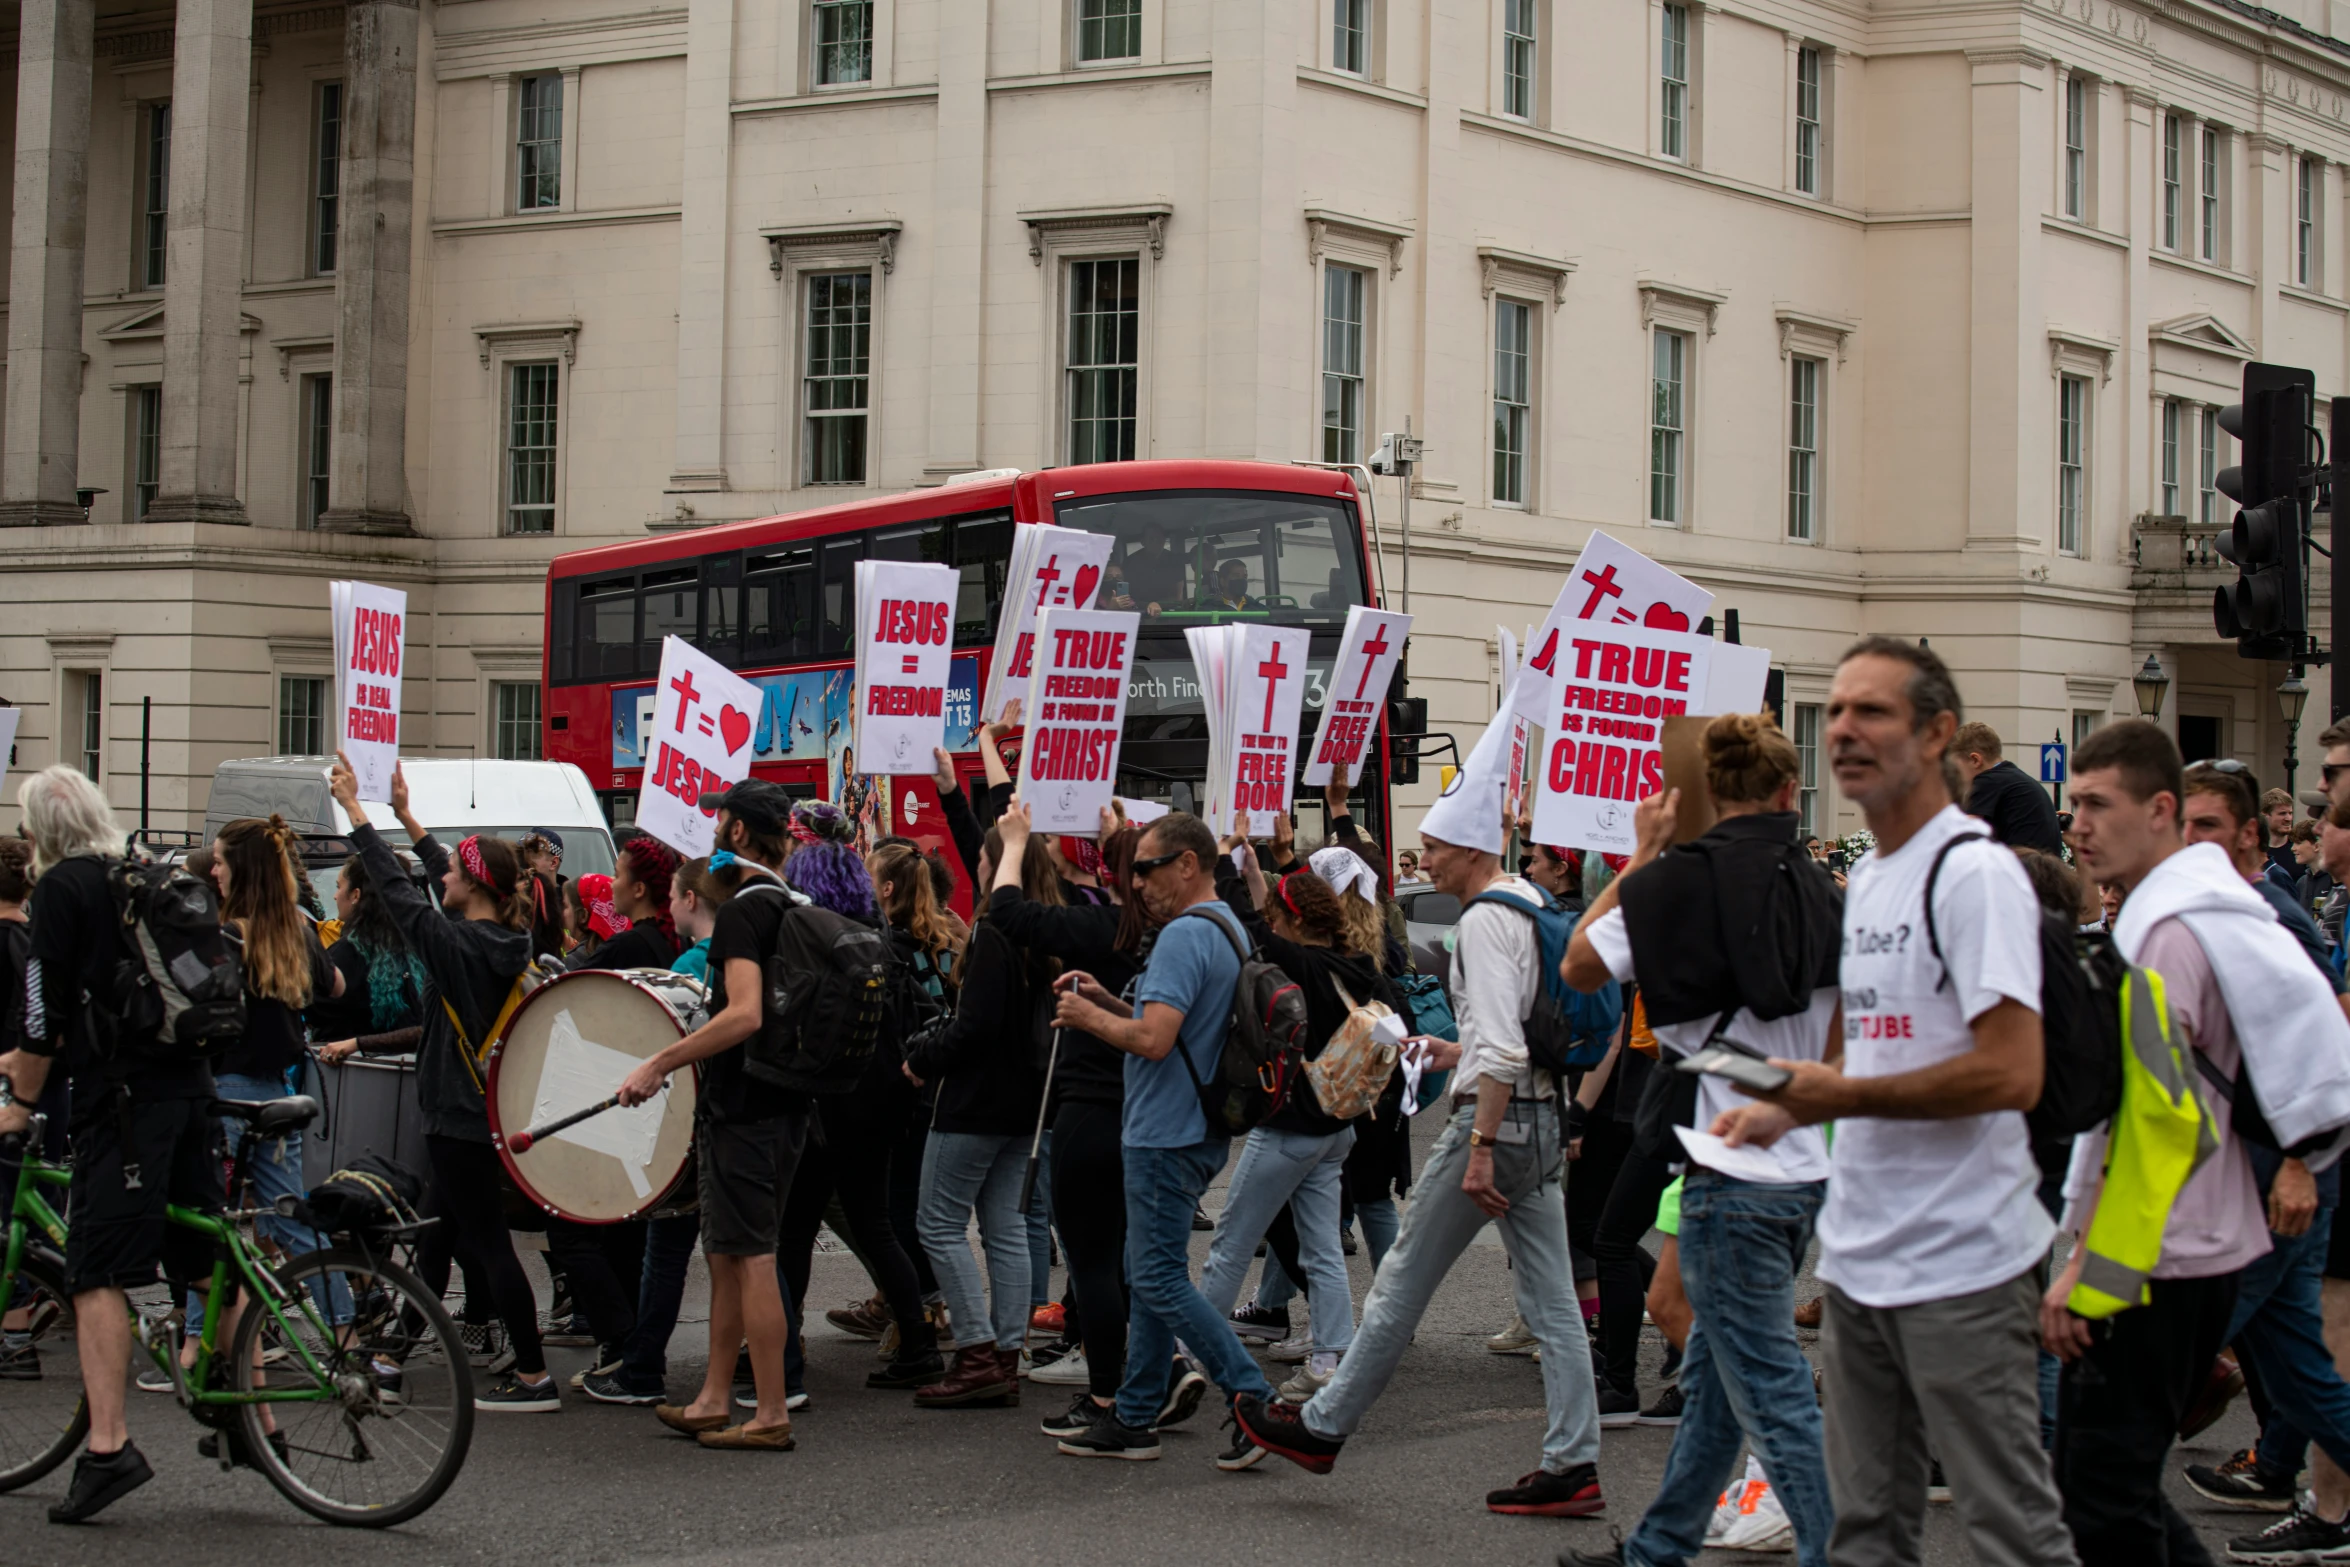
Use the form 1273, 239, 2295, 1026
486, 969, 706, 1224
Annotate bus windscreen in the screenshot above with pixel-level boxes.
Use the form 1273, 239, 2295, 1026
1052, 491, 1366, 630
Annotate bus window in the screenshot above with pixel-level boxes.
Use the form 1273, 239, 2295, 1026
579, 573, 638, 679
870, 520, 947, 564
701, 553, 741, 664
745, 546, 815, 663
950, 512, 1013, 645
640, 565, 699, 666
1054, 491, 1364, 628
818, 536, 862, 655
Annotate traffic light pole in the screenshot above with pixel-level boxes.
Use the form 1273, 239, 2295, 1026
2335, 397, 2350, 722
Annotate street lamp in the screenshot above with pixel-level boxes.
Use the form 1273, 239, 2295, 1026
2280, 671, 2311, 800
2132, 653, 2171, 720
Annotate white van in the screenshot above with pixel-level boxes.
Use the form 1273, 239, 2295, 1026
201, 756, 619, 880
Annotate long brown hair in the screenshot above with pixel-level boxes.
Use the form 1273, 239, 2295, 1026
455, 834, 534, 932
1269, 868, 1347, 949
1102, 824, 1148, 954
871, 841, 965, 973
981, 826, 1066, 909
218, 815, 312, 1006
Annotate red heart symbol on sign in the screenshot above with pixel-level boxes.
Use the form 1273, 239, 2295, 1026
1071, 565, 1101, 606
718, 704, 752, 755
1642, 603, 1691, 633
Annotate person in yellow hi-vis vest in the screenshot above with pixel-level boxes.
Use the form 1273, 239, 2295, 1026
2056, 722, 2350, 1566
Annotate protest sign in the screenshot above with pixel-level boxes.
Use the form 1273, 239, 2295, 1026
0, 706, 20, 775
330, 579, 407, 802
1188, 623, 1310, 837
981, 523, 1117, 722
1514, 532, 1715, 726
636, 636, 766, 858
1303, 606, 1411, 786
1019, 607, 1140, 834
852, 559, 959, 774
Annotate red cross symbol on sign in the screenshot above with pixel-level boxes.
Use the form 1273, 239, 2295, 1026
668, 669, 702, 732
1032, 556, 1062, 611
1257, 643, 1290, 732
1351, 623, 1391, 701
1576, 563, 1626, 620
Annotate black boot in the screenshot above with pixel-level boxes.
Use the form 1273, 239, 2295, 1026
48, 1443, 154, 1524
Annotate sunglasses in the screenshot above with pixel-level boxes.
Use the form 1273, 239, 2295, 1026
1129, 850, 1188, 878
2326, 763, 2350, 788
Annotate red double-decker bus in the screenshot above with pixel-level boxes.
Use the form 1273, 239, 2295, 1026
541, 460, 1402, 911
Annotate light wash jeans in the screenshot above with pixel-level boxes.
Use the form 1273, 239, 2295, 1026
1303, 1101, 1600, 1475
211, 1070, 349, 1326
1115, 1140, 1274, 1431
1025, 1129, 1053, 1308
916, 1131, 1030, 1352
1625, 1168, 1832, 1567
1255, 1193, 1397, 1312
1201, 1124, 1355, 1354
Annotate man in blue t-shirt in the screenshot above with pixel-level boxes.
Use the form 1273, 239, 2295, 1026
1049, 811, 1277, 1464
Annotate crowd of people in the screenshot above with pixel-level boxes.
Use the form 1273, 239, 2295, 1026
9, 635, 2350, 1567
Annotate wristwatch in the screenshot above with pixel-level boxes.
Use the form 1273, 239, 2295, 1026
0, 1072, 15, 1111
1467, 1128, 1498, 1149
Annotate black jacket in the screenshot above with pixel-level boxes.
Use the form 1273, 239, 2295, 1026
1964, 759, 2064, 855
352, 823, 532, 1143
1216, 868, 1400, 1137
985, 884, 1136, 1111
902, 915, 1044, 1137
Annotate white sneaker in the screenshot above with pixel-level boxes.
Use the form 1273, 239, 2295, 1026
1718, 1479, 1796, 1552
1031, 1348, 1091, 1386
1277, 1359, 1335, 1404
1702, 1485, 1743, 1547
1265, 1332, 1314, 1364
1486, 1312, 1537, 1355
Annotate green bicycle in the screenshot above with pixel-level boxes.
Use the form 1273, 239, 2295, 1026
1, 1096, 474, 1526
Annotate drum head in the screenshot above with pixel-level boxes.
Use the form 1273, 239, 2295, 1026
488, 970, 701, 1223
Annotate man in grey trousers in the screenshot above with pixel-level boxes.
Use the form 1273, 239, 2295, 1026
1720, 637, 2077, 1567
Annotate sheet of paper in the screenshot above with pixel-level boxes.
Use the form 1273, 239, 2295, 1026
0, 707, 21, 775
1672, 1125, 1790, 1185
531, 1008, 668, 1199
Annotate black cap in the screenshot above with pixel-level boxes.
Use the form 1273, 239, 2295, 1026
527, 828, 565, 853
699, 778, 792, 833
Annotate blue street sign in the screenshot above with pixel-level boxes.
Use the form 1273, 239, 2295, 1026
2041, 742, 2066, 784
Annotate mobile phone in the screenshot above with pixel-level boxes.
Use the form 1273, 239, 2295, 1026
1826, 849, 1848, 872
1675, 1044, 1794, 1096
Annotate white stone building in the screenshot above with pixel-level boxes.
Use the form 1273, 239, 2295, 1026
8, 0, 2350, 839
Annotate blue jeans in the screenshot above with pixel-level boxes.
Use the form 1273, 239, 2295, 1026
1625, 1169, 1831, 1567
1116, 1139, 1274, 1431
1304, 1102, 1601, 1474
1026, 1130, 1053, 1308
617, 1211, 701, 1393
1256, 1193, 1398, 1312
2237, 1208, 2350, 1478
212, 1071, 348, 1326
917, 1131, 1030, 1353
1201, 1125, 1355, 1354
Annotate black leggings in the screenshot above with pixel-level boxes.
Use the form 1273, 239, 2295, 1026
1591, 1144, 1673, 1395
890, 1114, 938, 1297
1049, 1099, 1126, 1401
778, 1097, 935, 1358
546, 1216, 645, 1352
417, 1134, 546, 1377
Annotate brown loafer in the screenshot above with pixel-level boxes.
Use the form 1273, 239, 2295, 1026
655, 1404, 729, 1436
698, 1421, 796, 1451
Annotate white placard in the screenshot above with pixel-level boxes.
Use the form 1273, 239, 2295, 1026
1514, 532, 1715, 726
1304, 606, 1412, 786
0, 707, 20, 776
1019, 607, 1140, 835
981, 523, 1117, 722
1117, 796, 1170, 825
1528, 623, 1716, 856
635, 635, 767, 858
331, 579, 407, 802
852, 560, 959, 774
1189, 624, 1311, 838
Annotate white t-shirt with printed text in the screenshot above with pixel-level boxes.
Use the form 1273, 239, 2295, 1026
1816, 804, 2051, 1310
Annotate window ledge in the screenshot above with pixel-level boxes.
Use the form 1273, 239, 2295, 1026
1462, 112, 1867, 228
1297, 66, 1426, 110
2281, 283, 2349, 315
987, 62, 1212, 94
435, 205, 681, 237
732, 84, 939, 116
1019, 202, 1173, 262
2150, 250, 2249, 287
2040, 214, 2128, 251
475, 318, 580, 367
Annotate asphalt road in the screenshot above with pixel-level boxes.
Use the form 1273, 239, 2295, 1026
4, 1118, 2277, 1567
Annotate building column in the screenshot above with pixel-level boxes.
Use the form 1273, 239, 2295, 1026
1203, 0, 1299, 460
666, 0, 732, 493
923, 0, 988, 476
0, 0, 97, 528
1964, 46, 2050, 551
145, 0, 254, 526
2248, 133, 2289, 358
319, 0, 419, 534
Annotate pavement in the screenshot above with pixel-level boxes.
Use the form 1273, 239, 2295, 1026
4, 1114, 2281, 1566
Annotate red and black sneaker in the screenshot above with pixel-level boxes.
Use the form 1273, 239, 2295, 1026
1232, 1392, 1343, 1475
1485, 1463, 1604, 1517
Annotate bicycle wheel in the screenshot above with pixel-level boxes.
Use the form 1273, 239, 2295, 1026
0, 1246, 89, 1492
231, 1246, 473, 1527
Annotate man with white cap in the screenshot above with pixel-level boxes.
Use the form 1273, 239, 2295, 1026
1237, 656, 1605, 1517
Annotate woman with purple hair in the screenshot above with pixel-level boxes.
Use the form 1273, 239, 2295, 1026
770, 798, 947, 1400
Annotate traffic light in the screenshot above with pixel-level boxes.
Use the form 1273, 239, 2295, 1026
2213, 362, 2317, 659
1386, 695, 1427, 786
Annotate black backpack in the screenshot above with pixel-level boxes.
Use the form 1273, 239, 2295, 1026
1169, 908, 1311, 1137
1923, 834, 2124, 1175
747, 899, 894, 1096
89, 852, 246, 1062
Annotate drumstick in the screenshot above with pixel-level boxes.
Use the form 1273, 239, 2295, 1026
508, 1095, 623, 1155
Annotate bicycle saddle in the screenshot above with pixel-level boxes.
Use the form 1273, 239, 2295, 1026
211, 1095, 322, 1137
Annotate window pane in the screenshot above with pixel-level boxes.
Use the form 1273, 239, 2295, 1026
78, 671, 102, 780
951, 514, 1015, 643
744, 548, 815, 663
134, 386, 162, 520
278, 676, 326, 757
1078, 0, 1142, 61
145, 103, 170, 289
493, 682, 544, 761
2063, 76, 2085, 219
1334, 0, 1367, 73
2202, 126, 2220, 260
2199, 407, 2219, 526
639, 566, 699, 668
1659, 4, 1687, 157
2058, 375, 2086, 556
1322, 266, 1366, 466
507, 361, 559, 534
1795, 46, 1820, 195
517, 74, 562, 210
816, 0, 875, 83
803, 270, 872, 485
2162, 115, 2181, 251
1788, 357, 1818, 541
1493, 299, 1530, 506
1067, 257, 1140, 464
2160, 399, 2179, 517
1503, 0, 1537, 119
315, 83, 341, 274
1650, 329, 1684, 523
305, 375, 333, 528
1794, 703, 1821, 834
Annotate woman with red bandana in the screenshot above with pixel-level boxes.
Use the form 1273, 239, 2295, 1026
588, 840, 682, 972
